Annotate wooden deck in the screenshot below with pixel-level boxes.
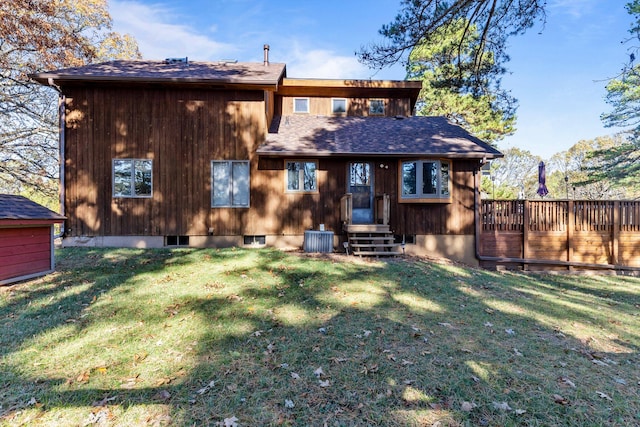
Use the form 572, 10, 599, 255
479, 200, 640, 270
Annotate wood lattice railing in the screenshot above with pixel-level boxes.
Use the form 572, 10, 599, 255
479, 200, 640, 269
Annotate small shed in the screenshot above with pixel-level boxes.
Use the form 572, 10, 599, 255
0, 195, 65, 285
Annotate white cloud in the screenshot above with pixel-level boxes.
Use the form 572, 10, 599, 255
281, 42, 405, 80
109, 1, 237, 60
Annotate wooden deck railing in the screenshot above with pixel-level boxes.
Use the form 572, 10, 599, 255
479, 200, 640, 269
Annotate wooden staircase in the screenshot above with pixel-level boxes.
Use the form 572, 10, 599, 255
345, 224, 402, 257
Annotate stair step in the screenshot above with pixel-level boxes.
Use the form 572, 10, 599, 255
346, 224, 390, 233
348, 236, 395, 241
350, 243, 398, 248
352, 250, 402, 256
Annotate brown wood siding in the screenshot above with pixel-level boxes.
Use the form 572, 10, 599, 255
64, 86, 266, 237
0, 227, 52, 282
275, 96, 413, 117
390, 159, 477, 235
63, 84, 473, 241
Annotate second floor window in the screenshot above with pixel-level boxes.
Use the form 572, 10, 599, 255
332, 98, 347, 114
294, 98, 309, 113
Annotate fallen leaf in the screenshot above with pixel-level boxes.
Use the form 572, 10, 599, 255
485, 308, 494, 314
515, 409, 527, 415
438, 322, 452, 328
596, 391, 612, 401
559, 377, 576, 388
319, 380, 330, 387
284, 399, 295, 408
493, 401, 512, 411
513, 348, 523, 356
505, 329, 516, 335
154, 390, 171, 401
553, 394, 570, 405
484, 322, 493, 327
314, 367, 324, 377
401, 359, 414, 366
461, 401, 476, 412
363, 330, 372, 337
291, 372, 300, 380
223, 416, 239, 427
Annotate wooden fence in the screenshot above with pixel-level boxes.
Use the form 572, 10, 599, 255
479, 200, 640, 270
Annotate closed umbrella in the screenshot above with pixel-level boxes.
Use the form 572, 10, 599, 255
537, 161, 549, 198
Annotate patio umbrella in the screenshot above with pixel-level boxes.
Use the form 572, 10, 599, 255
537, 161, 549, 198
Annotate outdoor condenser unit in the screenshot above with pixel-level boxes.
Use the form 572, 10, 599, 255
303, 230, 333, 253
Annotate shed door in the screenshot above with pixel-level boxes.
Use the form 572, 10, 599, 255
348, 162, 373, 224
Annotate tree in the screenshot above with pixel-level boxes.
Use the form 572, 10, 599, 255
406, 19, 516, 143
358, 0, 546, 90
584, 1, 640, 190
0, 0, 140, 206
481, 147, 540, 199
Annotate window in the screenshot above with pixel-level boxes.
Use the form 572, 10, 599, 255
369, 99, 385, 115
293, 98, 309, 113
286, 161, 317, 192
400, 160, 450, 201
212, 160, 250, 207
332, 98, 347, 114
113, 159, 152, 198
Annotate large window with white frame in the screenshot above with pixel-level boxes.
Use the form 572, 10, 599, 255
113, 159, 152, 198
211, 160, 250, 207
293, 97, 309, 113
400, 159, 450, 201
286, 160, 317, 193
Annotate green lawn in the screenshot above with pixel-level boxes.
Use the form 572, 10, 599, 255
1, 248, 639, 426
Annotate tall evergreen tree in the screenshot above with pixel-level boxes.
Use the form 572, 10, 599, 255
406, 19, 516, 143
584, 1, 640, 191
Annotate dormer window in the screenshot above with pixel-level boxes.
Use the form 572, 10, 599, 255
332, 98, 347, 114
294, 98, 309, 113
369, 99, 385, 115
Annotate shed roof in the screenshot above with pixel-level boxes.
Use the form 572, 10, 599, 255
30, 60, 287, 89
258, 115, 503, 159
0, 195, 65, 221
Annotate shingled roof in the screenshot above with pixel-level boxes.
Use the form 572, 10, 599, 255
258, 115, 503, 159
31, 60, 287, 88
0, 195, 65, 221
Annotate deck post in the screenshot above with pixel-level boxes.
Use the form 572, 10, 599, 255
567, 200, 574, 271
612, 201, 620, 265
522, 200, 529, 270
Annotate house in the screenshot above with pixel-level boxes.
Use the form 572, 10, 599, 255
0, 195, 65, 285
31, 47, 502, 264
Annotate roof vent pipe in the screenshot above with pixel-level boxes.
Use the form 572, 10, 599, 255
263, 44, 270, 66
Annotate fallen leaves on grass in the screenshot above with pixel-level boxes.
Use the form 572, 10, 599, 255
596, 391, 612, 401
553, 394, 570, 405
196, 380, 216, 395
493, 401, 512, 411
461, 401, 476, 412
558, 377, 576, 388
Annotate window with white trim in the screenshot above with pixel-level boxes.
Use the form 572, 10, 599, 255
401, 160, 450, 200
369, 99, 385, 115
113, 159, 152, 198
286, 161, 317, 192
211, 160, 250, 207
293, 98, 309, 113
332, 98, 347, 114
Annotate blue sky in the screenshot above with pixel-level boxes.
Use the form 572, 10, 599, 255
109, 0, 632, 159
